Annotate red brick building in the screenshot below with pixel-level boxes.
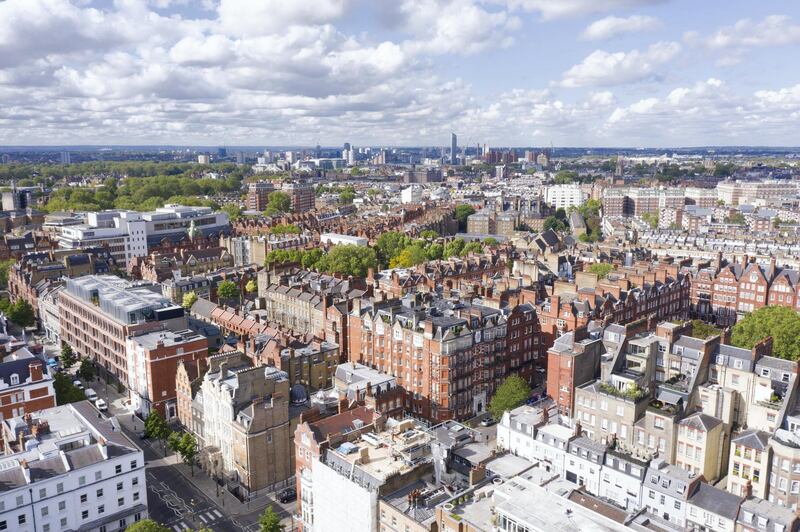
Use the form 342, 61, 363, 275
125, 328, 209, 419
0, 354, 56, 428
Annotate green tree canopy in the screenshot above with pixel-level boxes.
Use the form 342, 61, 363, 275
269, 223, 301, 234
179, 432, 199, 475
460, 241, 483, 256
732, 306, 800, 360
145, 410, 172, 453
390, 245, 428, 268
221, 203, 242, 221
0, 259, 15, 290
322, 245, 377, 278
54, 373, 86, 405
339, 190, 355, 204
217, 280, 239, 302
78, 359, 95, 382
6, 299, 35, 327
543, 216, 567, 232
375, 231, 411, 267
259, 506, 284, 532
245, 279, 258, 293
690, 320, 721, 340
482, 237, 499, 246
587, 262, 614, 279
725, 212, 746, 225
182, 291, 198, 309
419, 230, 439, 240
554, 170, 579, 184
488, 376, 531, 420
61, 344, 77, 370
454, 204, 476, 231
126, 519, 171, 532
263, 191, 291, 216
443, 238, 466, 258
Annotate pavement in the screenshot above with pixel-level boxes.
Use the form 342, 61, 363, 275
36, 334, 299, 532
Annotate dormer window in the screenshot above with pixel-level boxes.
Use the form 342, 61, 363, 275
10, 374, 19, 385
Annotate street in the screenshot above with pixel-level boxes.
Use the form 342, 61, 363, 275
35, 334, 297, 532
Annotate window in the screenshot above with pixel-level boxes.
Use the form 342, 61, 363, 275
115, 465, 122, 474
17, 515, 25, 525
61, 518, 67, 527
130, 460, 137, 469
118, 497, 125, 507
95, 471, 102, 480
674, 501, 681, 510
79, 475, 86, 486
43, 525, 50, 532
15, 496, 22, 506
0, 521, 6, 531
99, 505, 105, 515
132, 477, 138, 486
117, 482, 124, 491
59, 501, 66, 511
81, 494, 88, 504
82, 510, 89, 520
133, 492, 140, 501
41, 506, 48, 517
57, 483, 64, 494
39, 488, 47, 498
97, 488, 104, 498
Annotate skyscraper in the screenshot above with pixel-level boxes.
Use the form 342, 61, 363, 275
236, 151, 246, 164
60, 151, 71, 165
450, 132, 457, 165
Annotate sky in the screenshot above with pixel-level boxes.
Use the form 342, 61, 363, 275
1, 0, 800, 147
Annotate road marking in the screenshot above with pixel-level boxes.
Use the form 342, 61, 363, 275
198, 513, 208, 523
213, 509, 223, 518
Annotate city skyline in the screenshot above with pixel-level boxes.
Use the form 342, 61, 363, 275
2, 0, 800, 147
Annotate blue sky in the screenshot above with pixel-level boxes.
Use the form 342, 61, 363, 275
1, 0, 799, 147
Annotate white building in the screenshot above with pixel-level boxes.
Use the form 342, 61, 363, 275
320, 233, 368, 247
57, 205, 229, 264
400, 186, 422, 205
0, 402, 147, 532
37, 284, 63, 344
496, 402, 553, 462
532, 423, 574, 476
197, 154, 210, 164
545, 184, 587, 210
598, 450, 647, 512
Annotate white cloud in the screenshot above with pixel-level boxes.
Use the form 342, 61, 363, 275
398, 0, 520, 55
216, 0, 350, 36
701, 15, 800, 50
582, 15, 660, 40
497, 0, 666, 20
560, 41, 680, 87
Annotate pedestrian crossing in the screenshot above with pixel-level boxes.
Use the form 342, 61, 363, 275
171, 509, 224, 530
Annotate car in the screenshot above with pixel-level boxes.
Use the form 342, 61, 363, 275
480, 416, 495, 427
278, 488, 297, 503
84, 389, 98, 402
95, 399, 108, 412
72, 379, 84, 390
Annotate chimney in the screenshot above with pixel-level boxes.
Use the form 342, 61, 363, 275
743, 254, 749, 266
29, 362, 43, 382
745, 479, 753, 498
574, 420, 582, 437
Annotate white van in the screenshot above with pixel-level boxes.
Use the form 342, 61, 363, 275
84, 389, 98, 402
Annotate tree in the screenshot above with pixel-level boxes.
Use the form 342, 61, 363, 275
725, 212, 746, 225
419, 230, 439, 240
61, 344, 78, 370
301, 248, 324, 270
483, 237, 499, 246
217, 280, 239, 304
426, 243, 444, 261
145, 411, 171, 453
554, 170, 578, 184
263, 191, 291, 216
375, 231, 411, 266
126, 519, 171, 532
640, 212, 659, 229
460, 241, 483, 256
731, 306, 800, 360
454, 204, 476, 231
0, 259, 14, 290
259, 506, 284, 532
339, 190, 355, 204
78, 359, 95, 382
54, 373, 86, 405
245, 279, 258, 293
7, 299, 35, 327
182, 291, 198, 309
488, 376, 531, 420
322, 245, 377, 278
179, 432, 199, 476
167, 431, 183, 454
587, 263, 614, 280
269, 224, 301, 234
690, 320, 721, 340
221, 203, 242, 221
543, 216, 567, 232
390, 245, 428, 268
444, 238, 465, 258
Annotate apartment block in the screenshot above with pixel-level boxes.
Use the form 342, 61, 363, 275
125, 329, 208, 419
59, 275, 187, 382
0, 402, 147, 532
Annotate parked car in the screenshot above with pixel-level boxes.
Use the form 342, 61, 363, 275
95, 398, 108, 412
84, 389, 98, 402
278, 488, 297, 503
480, 416, 495, 427
72, 379, 84, 390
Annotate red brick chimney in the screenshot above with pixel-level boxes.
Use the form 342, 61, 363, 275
29, 362, 43, 382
